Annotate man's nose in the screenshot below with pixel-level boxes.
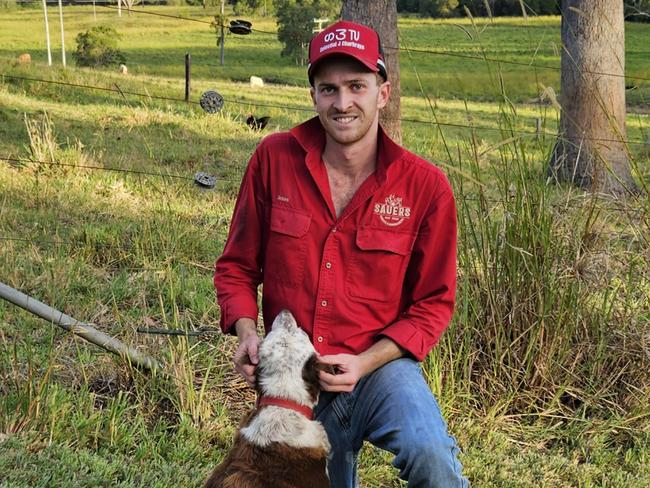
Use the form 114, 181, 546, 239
333, 89, 354, 112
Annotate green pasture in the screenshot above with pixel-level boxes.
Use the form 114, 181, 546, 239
1, 6, 649, 487
1, 6, 650, 102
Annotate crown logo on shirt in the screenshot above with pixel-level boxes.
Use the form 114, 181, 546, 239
373, 194, 411, 227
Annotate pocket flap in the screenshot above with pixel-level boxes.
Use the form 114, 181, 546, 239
356, 227, 415, 255
270, 206, 311, 237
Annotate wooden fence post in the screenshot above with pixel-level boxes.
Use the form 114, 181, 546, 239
185, 53, 191, 103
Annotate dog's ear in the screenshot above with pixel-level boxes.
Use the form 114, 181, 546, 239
302, 354, 320, 402
254, 362, 265, 396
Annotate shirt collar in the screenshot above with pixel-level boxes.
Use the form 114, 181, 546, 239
289, 116, 405, 182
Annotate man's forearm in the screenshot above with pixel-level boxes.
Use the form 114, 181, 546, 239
358, 338, 405, 377
234, 317, 258, 341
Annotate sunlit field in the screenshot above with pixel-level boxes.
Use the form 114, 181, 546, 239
1, 5, 648, 487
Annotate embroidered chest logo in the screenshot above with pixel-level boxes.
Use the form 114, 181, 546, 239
374, 194, 411, 227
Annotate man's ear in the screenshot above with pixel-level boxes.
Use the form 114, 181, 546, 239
377, 80, 391, 110
310, 87, 317, 107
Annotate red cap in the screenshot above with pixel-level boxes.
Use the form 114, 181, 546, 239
308, 20, 387, 85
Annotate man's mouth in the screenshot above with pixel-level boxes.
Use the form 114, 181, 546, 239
332, 115, 357, 124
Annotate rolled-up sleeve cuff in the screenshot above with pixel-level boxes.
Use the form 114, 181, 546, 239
219, 296, 258, 335
380, 320, 437, 362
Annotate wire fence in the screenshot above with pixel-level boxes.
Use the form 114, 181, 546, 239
91, 4, 650, 83
1, 72, 647, 146
1, 155, 193, 180
13, 2, 650, 83
1, 187, 647, 276
1, 4, 648, 260
1, 153, 646, 219
0, 236, 215, 273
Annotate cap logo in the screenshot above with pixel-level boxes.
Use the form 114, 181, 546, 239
308, 20, 387, 84
321, 28, 364, 53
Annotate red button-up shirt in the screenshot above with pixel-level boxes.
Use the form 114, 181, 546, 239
214, 117, 457, 361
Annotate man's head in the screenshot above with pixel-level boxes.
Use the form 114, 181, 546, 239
308, 20, 387, 87
308, 21, 391, 147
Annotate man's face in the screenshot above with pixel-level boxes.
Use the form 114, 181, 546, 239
310, 56, 390, 147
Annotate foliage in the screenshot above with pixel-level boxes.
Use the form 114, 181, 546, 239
211, 13, 227, 46
412, 0, 650, 19
231, 0, 268, 15
625, 0, 650, 22
72, 26, 126, 68
456, 0, 559, 16
275, 0, 341, 64
0, 0, 16, 9
397, 0, 460, 18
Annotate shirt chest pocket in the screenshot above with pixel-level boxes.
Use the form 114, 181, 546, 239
264, 205, 311, 289
346, 227, 416, 302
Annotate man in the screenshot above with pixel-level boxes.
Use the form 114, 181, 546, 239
215, 20, 468, 487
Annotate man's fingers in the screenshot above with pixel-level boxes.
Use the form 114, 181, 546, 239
243, 338, 260, 365
248, 348, 259, 365
234, 342, 259, 385
319, 370, 353, 386
235, 364, 256, 386
317, 354, 343, 365
237, 363, 256, 376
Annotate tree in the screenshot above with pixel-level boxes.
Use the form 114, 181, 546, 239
275, 0, 341, 65
341, 0, 401, 143
548, 0, 638, 196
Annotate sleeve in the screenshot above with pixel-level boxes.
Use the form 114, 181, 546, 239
214, 147, 266, 334
379, 172, 457, 361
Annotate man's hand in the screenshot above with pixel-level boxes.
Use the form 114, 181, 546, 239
317, 339, 406, 393
317, 354, 368, 392
233, 318, 260, 387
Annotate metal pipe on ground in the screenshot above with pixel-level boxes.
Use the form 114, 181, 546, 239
0, 281, 162, 372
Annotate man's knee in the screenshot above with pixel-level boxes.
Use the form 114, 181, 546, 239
393, 435, 468, 487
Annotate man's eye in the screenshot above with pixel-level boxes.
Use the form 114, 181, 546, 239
352, 83, 364, 91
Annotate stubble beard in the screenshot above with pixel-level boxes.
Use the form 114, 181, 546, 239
321, 109, 377, 147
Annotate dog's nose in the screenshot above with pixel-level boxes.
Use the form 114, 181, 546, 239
274, 309, 297, 330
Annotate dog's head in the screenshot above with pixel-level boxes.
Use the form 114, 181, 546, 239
256, 310, 320, 407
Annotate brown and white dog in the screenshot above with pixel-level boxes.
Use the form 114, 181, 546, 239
205, 310, 330, 488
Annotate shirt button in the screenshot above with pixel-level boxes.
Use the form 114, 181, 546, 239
317, 336, 324, 343
332, 227, 337, 233
325, 262, 332, 269
321, 300, 328, 307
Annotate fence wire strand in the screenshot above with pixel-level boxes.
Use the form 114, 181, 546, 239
97, 4, 650, 83
16, 2, 650, 83
2, 72, 647, 146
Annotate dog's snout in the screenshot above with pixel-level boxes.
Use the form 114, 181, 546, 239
273, 309, 298, 330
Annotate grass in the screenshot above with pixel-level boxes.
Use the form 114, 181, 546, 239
1, 5, 649, 487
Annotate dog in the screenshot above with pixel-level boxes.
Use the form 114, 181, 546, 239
205, 310, 330, 488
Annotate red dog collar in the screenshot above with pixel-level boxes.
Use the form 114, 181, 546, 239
257, 396, 314, 420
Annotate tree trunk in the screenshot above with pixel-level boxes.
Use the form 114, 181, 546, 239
549, 0, 638, 196
341, 0, 402, 144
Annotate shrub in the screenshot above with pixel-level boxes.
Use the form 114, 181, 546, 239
72, 26, 126, 68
